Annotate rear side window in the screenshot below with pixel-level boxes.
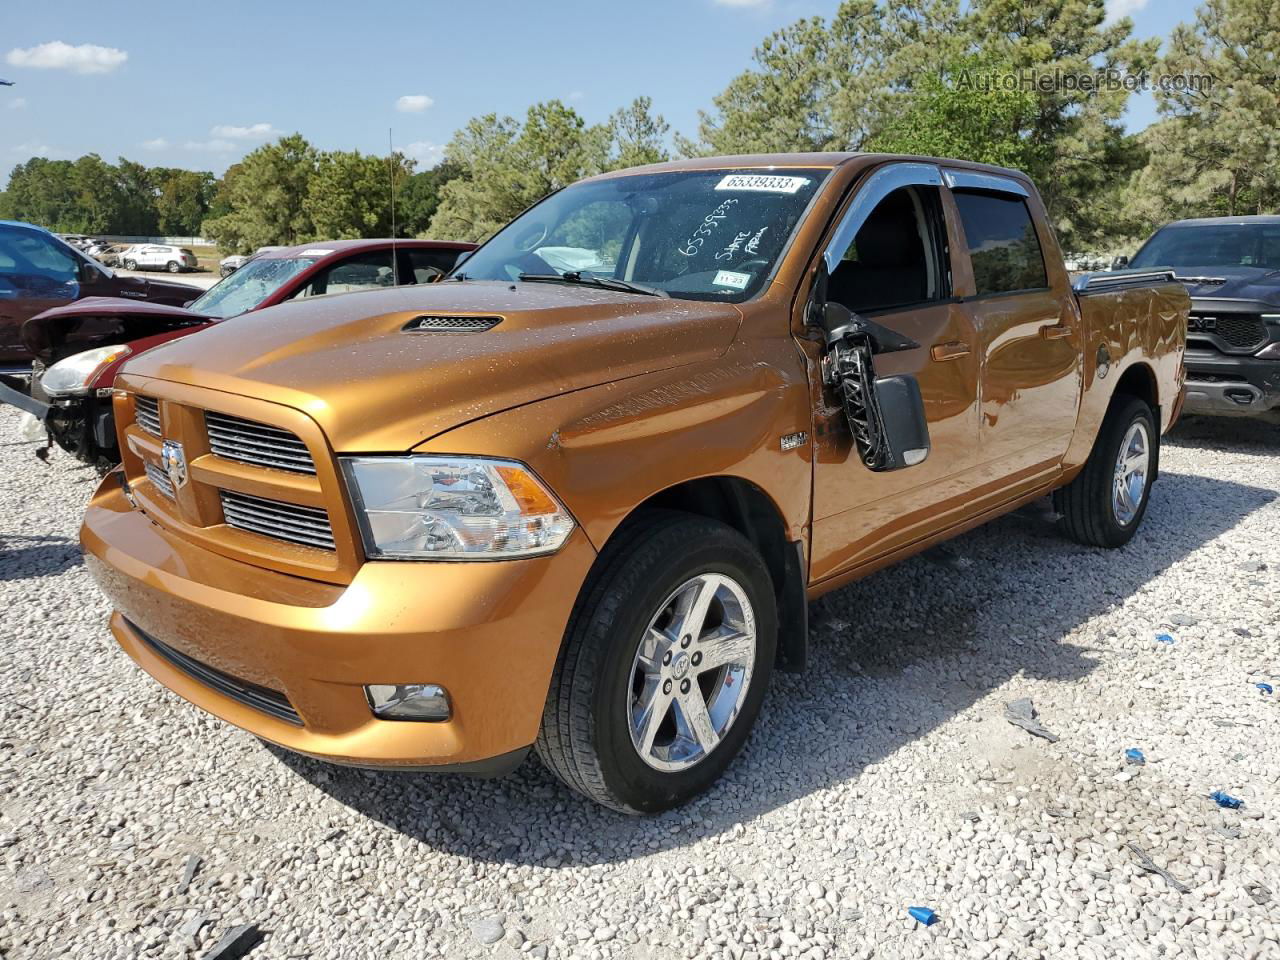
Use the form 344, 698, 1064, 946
294, 251, 394, 298
953, 191, 1047, 297
400, 248, 459, 284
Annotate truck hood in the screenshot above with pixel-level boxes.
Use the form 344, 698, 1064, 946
21, 297, 216, 364
123, 280, 743, 451
1172, 266, 1280, 304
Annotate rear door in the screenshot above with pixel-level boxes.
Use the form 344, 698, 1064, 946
806, 162, 983, 581
945, 170, 1081, 489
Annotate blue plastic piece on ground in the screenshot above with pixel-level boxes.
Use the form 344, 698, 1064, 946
1125, 748, 1146, 765
908, 906, 938, 926
1155, 633, 1175, 645
1211, 790, 1244, 809
1257, 683, 1274, 695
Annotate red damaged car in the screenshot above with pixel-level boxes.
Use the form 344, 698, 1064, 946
16, 238, 475, 468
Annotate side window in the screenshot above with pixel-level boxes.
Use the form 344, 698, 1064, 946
400, 248, 458, 285
827, 185, 950, 314
294, 251, 394, 298
952, 191, 1048, 297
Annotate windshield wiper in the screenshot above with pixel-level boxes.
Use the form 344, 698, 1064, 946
518, 271, 668, 298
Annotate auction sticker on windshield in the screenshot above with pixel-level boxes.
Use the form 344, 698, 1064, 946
713, 270, 751, 290
715, 174, 810, 194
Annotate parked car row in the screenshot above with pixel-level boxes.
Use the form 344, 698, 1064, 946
3, 234, 475, 467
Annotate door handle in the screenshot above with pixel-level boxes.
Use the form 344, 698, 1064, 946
930, 341, 971, 362
1040, 322, 1073, 340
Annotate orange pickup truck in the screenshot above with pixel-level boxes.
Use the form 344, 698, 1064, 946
81, 154, 1187, 813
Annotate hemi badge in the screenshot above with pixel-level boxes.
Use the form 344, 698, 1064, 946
780, 431, 808, 451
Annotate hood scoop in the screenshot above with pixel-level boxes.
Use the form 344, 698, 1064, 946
403, 314, 503, 333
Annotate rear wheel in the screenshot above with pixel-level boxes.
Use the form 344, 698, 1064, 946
166, 260, 180, 273
1055, 395, 1157, 547
536, 511, 776, 813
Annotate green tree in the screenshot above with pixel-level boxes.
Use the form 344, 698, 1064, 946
428, 101, 609, 242
968, 0, 1158, 250
399, 160, 464, 236
203, 134, 318, 252
0, 158, 78, 229
682, 0, 965, 155
1128, 0, 1280, 230
152, 168, 215, 236
609, 96, 671, 168
870, 57, 1048, 172
303, 150, 414, 240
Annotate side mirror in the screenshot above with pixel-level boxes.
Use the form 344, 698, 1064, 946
1111, 255, 1130, 271
871, 374, 931, 470
79, 261, 100, 284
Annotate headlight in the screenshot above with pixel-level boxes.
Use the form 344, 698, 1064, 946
340, 455, 575, 559
41, 344, 132, 396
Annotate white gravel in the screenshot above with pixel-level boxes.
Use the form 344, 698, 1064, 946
2, 406, 1278, 959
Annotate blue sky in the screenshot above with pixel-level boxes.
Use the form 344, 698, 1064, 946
1, 0, 1201, 180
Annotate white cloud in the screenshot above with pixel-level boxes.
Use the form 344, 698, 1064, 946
6, 41, 127, 75
567, 90, 585, 102
10, 140, 64, 158
210, 122, 276, 139
183, 138, 236, 152
403, 141, 444, 165
396, 94, 434, 113
7, 96, 26, 109
141, 137, 169, 150
1105, 0, 1149, 21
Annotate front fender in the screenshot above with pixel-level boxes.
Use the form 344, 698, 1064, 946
412, 341, 814, 554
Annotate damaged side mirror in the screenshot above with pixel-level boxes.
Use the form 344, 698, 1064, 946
810, 263, 931, 472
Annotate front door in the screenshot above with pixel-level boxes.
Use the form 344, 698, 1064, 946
946, 174, 1081, 489
804, 163, 983, 583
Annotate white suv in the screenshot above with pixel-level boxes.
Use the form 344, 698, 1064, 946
121, 244, 199, 273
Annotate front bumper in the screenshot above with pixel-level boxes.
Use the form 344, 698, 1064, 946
81, 474, 597, 770
1184, 349, 1280, 418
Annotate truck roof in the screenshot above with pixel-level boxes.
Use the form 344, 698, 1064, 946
585, 152, 1032, 183
1162, 215, 1280, 227
0, 219, 50, 234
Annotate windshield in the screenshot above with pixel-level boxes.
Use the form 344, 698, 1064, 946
454, 168, 829, 302
1131, 223, 1280, 271
189, 257, 315, 318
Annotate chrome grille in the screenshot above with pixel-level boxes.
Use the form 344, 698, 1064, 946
220, 490, 334, 550
134, 396, 161, 436
206, 412, 315, 474
144, 461, 175, 499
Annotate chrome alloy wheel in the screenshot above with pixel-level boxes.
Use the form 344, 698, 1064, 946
1112, 420, 1151, 527
627, 573, 757, 772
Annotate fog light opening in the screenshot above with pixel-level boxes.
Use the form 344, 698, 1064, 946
365, 683, 451, 722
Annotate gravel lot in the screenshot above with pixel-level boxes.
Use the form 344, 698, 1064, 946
2, 406, 1278, 960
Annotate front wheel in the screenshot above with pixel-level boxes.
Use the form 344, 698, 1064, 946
1055, 395, 1157, 548
124, 259, 137, 271
536, 511, 776, 813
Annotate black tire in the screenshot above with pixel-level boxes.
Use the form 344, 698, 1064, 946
166, 261, 180, 273
1055, 395, 1157, 548
536, 510, 777, 813
124, 259, 137, 271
